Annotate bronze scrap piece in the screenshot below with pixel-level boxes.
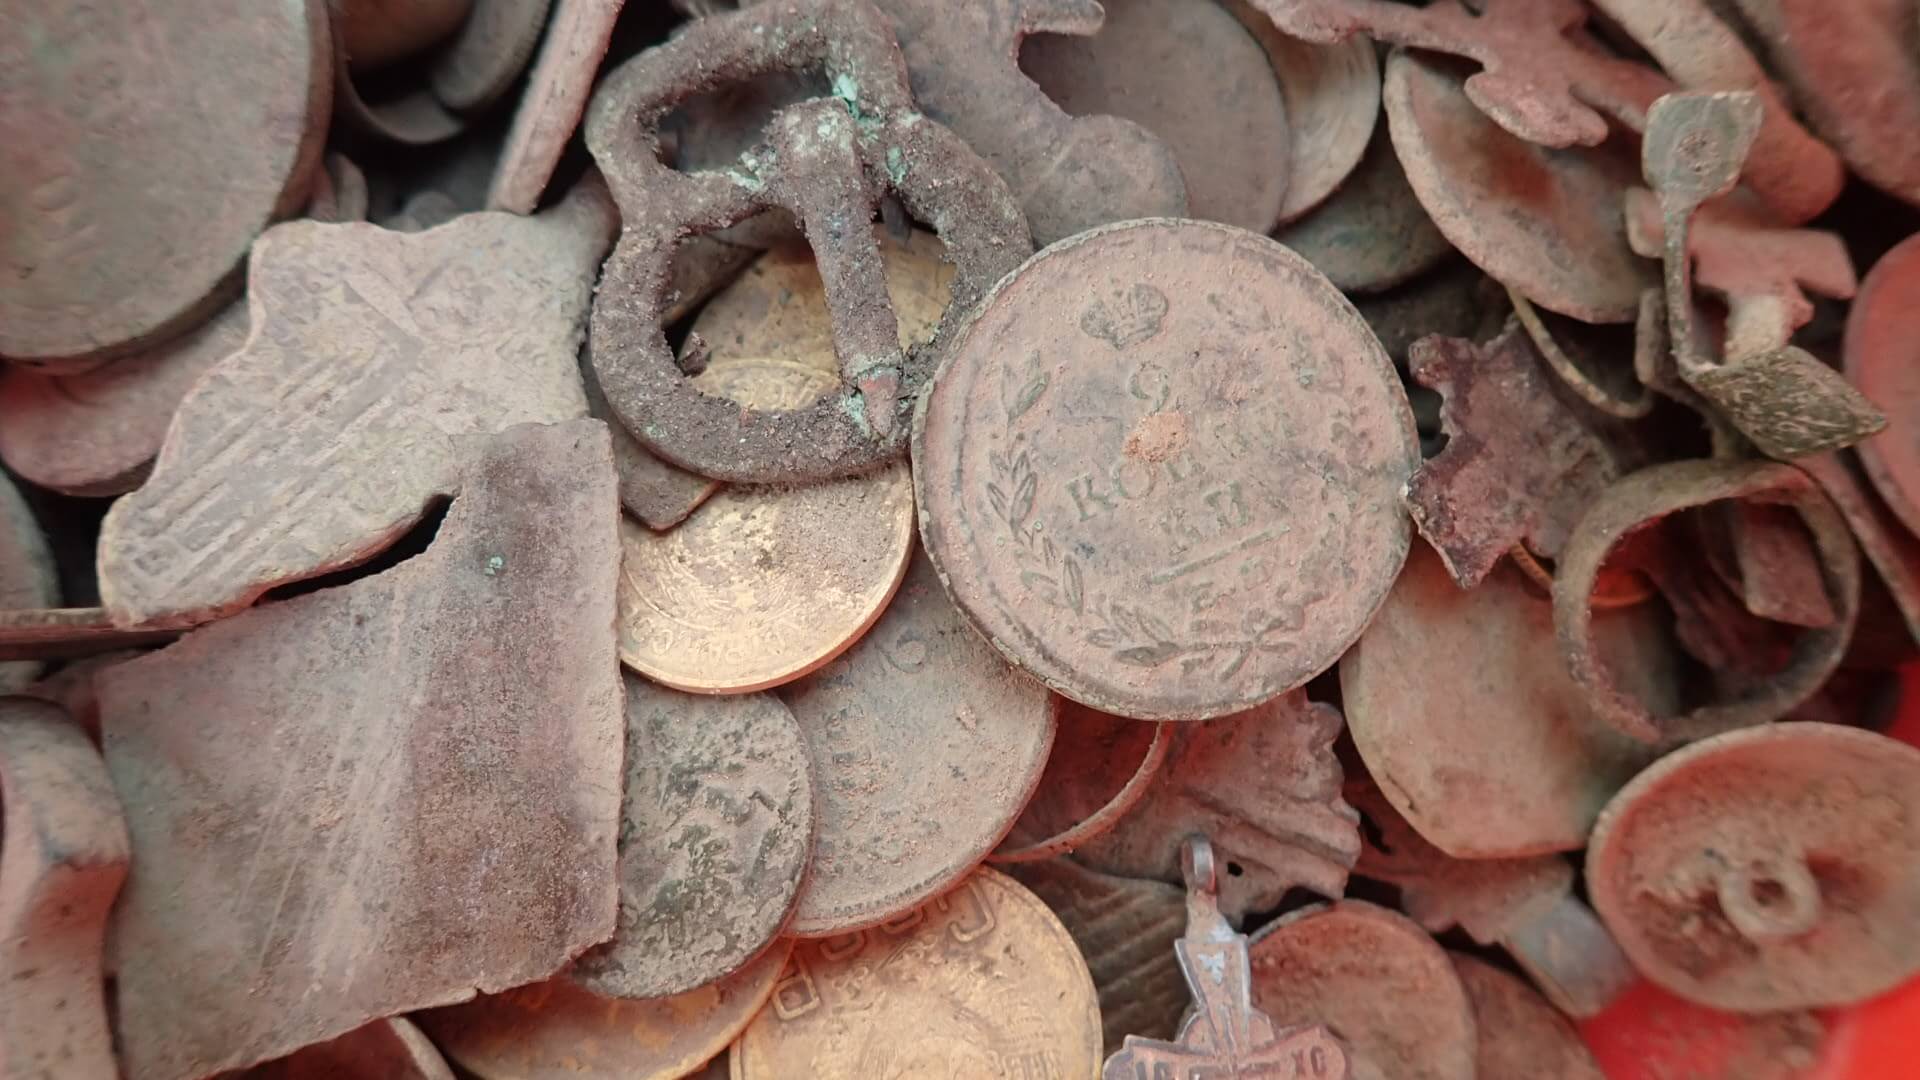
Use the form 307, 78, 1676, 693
421, 940, 790, 1080
488, 0, 627, 213
236, 1018, 453, 1080
100, 421, 625, 1080
0, 471, 59, 693
993, 700, 1172, 863
1508, 289, 1656, 421
1587, 722, 1920, 1011
1845, 231, 1920, 536
1404, 322, 1622, 589
1385, 48, 1655, 324
0, 0, 331, 371
1342, 540, 1667, 858
1450, 954, 1605, 1080
1071, 690, 1360, 923
1021, 0, 1292, 233
780, 552, 1057, 936
586, 346, 719, 532
870, 0, 1188, 245
1004, 857, 1189, 1055
331, 0, 552, 145
1552, 458, 1861, 746
1274, 121, 1455, 296
1722, 501, 1839, 628
0, 697, 129, 1080
730, 868, 1103, 1078
585, 0, 1031, 483
1102, 837, 1352, 1079
1798, 451, 1920, 646
0, 609, 177, 667
95, 179, 616, 629
1230, 10, 1380, 225
1248, 900, 1476, 1080
571, 676, 813, 1000
914, 218, 1418, 721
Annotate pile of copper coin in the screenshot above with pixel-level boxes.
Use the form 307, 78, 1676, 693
7, 0, 1920, 1077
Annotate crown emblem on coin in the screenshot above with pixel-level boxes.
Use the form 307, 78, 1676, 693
1079, 283, 1170, 350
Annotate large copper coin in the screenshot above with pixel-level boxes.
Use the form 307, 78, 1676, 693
730, 868, 1102, 1079
616, 358, 915, 693
1022, 0, 1292, 234
914, 218, 1418, 721
1234, 14, 1380, 225
572, 676, 813, 1000
993, 699, 1171, 862
0, 471, 58, 694
1450, 955, 1603, 1080
780, 551, 1056, 936
421, 940, 789, 1080
0, 0, 330, 368
1385, 49, 1653, 324
1587, 722, 1920, 1011
1341, 539, 1667, 857
1275, 122, 1454, 295
1248, 901, 1477, 1080
1846, 232, 1920, 538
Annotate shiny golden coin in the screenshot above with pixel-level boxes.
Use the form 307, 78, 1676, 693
417, 939, 790, 1080
731, 868, 1102, 1079
617, 357, 916, 693
687, 227, 955, 375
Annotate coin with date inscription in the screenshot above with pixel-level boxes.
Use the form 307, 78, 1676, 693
913, 218, 1419, 721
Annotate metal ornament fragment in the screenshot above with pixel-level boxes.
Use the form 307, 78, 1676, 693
1450, 954, 1605, 1080
1274, 122, 1454, 296
993, 700, 1172, 863
1587, 722, 1920, 1011
1844, 231, 1920, 538
915, 218, 1418, 721
0, 697, 129, 1080
1102, 837, 1351, 1080
1552, 459, 1860, 746
100, 422, 624, 1080
235, 1018, 453, 1080
96, 180, 616, 629
585, 0, 1031, 483
0, 472, 59, 694
730, 868, 1103, 1078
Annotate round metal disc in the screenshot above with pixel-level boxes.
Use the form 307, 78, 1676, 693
914, 217, 1418, 721
1236, 12, 1380, 225
1275, 122, 1455, 295
1450, 954, 1603, 1080
1846, 231, 1920, 538
1588, 722, 1920, 1012
992, 698, 1171, 862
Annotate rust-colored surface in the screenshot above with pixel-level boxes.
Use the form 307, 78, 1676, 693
0, 698, 128, 1080
1005, 857, 1188, 1056
1723, 501, 1839, 628
585, 0, 1031, 483
993, 700, 1171, 862
1022, 0, 1291, 234
0, 471, 58, 693
237, 1017, 454, 1080
585, 346, 717, 532
338, 0, 474, 71
1248, 900, 1476, 1080
872, 0, 1187, 245
96, 180, 615, 629
779, 552, 1056, 936
16, 651, 142, 743
99, 422, 625, 1080
1072, 690, 1359, 923
1232, 13, 1379, 225
1846, 232, 1920, 537
421, 941, 789, 1080
0, 299, 248, 498
1342, 540, 1667, 858
488, 0, 626, 213
1589, 722, 1920, 1011
1405, 323, 1620, 589
1352, 260, 1507, 368
331, 0, 550, 145
573, 676, 812, 1000
306, 153, 371, 224
1275, 122, 1454, 296
0, 0, 331, 370
1552, 459, 1861, 746
1385, 47, 1653, 324
730, 868, 1102, 1078
0, 609, 177, 667
1508, 288, 1655, 421
616, 358, 913, 692
914, 218, 1417, 721
1800, 452, 1920, 646
1451, 954, 1604, 1080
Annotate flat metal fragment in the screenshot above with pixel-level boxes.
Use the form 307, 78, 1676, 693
488, 0, 627, 212
1451, 954, 1605, 1080
0, 472, 59, 692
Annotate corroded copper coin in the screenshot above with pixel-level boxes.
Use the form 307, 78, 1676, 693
731, 868, 1103, 1078
914, 218, 1418, 721
779, 551, 1056, 936
1342, 540, 1667, 858
0, 0, 331, 368
1385, 48, 1653, 324
993, 699, 1171, 862
1022, 0, 1292, 233
421, 941, 790, 1080
1275, 122, 1454, 295
572, 676, 812, 1000
1587, 722, 1920, 1011
1846, 232, 1920, 538
616, 359, 915, 693
0, 471, 58, 694
1450, 954, 1604, 1080
1248, 900, 1477, 1080
1239, 17, 1378, 225
238, 1018, 453, 1080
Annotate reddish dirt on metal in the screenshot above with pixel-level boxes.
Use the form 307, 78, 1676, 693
1451, 954, 1604, 1080
337, 0, 474, 72
95, 180, 615, 629
1275, 123, 1453, 296
1248, 900, 1476, 1080
1846, 233, 1920, 538
1021, 0, 1291, 234
236, 1018, 454, 1080
914, 218, 1418, 721
1588, 722, 1920, 1012
488, 0, 627, 213
0, 471, 58, 694
0, 698, 129, 1080
1385, 48, 1654, 324
993, 700, 1171, 862
0, 0, 331, 369
99, 422, 625, 1080
571, 676, 813, 1000
1234, 16, 1378, 225
1799, 452, 1920, 646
